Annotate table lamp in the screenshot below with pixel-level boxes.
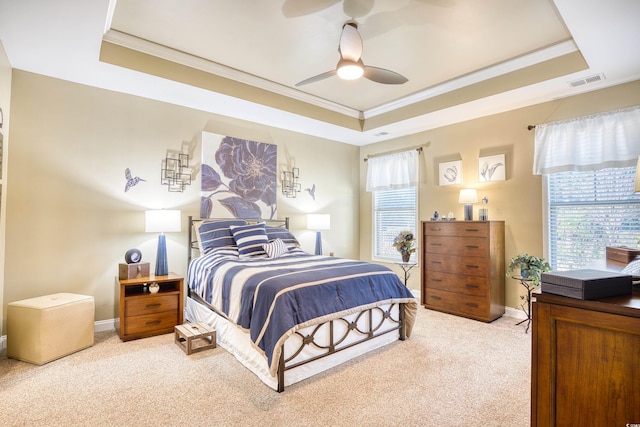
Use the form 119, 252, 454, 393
458, 189, 478, 221
307, 214, 330, 255
145, 209, 181, 276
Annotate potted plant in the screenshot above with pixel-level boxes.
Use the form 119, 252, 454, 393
393, 231, 416, 262
506, 253, 551, 286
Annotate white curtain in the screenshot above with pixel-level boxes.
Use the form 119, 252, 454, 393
533, 106, 640, 175
366, 149, 418, 192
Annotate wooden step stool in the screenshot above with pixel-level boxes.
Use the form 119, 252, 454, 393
174, 322, 216, 355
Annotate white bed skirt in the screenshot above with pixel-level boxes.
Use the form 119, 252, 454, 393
185, 296, 402, 390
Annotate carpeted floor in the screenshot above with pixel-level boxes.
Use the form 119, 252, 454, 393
0, 306, 531, 426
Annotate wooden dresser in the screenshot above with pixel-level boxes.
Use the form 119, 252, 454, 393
531, 290, 640, 426
421, 220, 505, 322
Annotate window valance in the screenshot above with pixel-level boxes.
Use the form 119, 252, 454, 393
533, 106, 640, 175
366, 150, 418, 192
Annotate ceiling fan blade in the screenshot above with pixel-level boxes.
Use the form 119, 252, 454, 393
363, 66, 408, 84
338, 23, 363, 62
295, 70, 337, 87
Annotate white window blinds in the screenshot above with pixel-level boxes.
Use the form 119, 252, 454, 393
373, 187, 417, 261
366, 150, 418, 192
547, 166, 640, 270
533, 106, 640, 175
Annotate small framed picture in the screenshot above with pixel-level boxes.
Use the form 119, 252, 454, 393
439, 160, 463, 186
478, 154, 506, 182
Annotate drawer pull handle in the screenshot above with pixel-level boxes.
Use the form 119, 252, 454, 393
146, 303, 162, 309
146, 320, 161, 326
430, 228, 441, 231
465, 284, 479, 289
432, 279, 442, 282
431, 295, 442, 300
431, 261, 442, 264
465, 245, 479, 249
465, 228, 479, 232
465, 264, 479, 269
430, 243, 442, 246
466, 303, 479, 308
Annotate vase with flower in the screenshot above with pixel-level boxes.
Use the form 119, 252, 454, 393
393, 231, 416, 263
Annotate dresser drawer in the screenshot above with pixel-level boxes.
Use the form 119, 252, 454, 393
423, 222, 488, 238
124, 311, 179, 336
425, 235, 487, 256
425, 253, 488, 276
125, 294, 178, 316
424, 288, 489, 319
426, 271, 488, 297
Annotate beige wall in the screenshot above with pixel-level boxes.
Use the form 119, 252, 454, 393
359, 80, 640, 309
0, 41, 11, 337
2, 69, 639, 332
2, 71, 358, 330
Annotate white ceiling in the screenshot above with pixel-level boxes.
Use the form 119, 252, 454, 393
1, 0, 639, 145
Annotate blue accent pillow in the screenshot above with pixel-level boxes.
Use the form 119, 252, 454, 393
230, 222, 269, 258
265, 226, 300, 248
196, 219, 247, 254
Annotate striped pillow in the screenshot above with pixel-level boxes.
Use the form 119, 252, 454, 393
195, 219, 247, 254
263, 238, 288, 258
265, 226, 300, 249
230, 222, 269, 258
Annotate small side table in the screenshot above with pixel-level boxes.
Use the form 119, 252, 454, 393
513, 276, 539, 333
396, 262, 417, 287
175, 322, 216, 355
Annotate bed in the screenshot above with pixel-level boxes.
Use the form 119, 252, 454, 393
185, 216, 417, 391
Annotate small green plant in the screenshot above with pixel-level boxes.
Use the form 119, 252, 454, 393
506, 253, 551, 286
393, 231, 416, 258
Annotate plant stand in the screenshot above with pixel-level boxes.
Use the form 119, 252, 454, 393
513, 276, 538, 333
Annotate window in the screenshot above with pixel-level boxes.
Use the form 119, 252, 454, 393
373, 187, 417, 261
546, 165, 640, 270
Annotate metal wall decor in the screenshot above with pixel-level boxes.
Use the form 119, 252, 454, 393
281, 167, 301, 198
162, 151, 191, 192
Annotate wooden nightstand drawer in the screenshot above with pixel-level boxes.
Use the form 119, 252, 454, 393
117, 273, 184, 341
125, 294, 178, 316
423, 222, 489, 237
124, 311, 179, 336
426, 271, 488, 297
425, 235, 488, 256
425, 288, 488, 319
425, 253, 488, 277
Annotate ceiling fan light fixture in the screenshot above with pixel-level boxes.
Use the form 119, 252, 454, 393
337, 59, 364, 80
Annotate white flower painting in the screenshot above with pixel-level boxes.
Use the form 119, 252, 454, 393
478, 154, 506, 182
438, 160, 463, 186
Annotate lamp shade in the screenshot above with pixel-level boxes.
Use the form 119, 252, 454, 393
635, 156, 640, 193
307, 214, 331, 230
145, 210, 181, 233
458, 189, 479, 204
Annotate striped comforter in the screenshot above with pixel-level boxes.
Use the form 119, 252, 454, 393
188, 248, 417, 374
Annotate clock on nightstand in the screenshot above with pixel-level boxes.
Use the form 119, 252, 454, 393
117, 273, 184, 341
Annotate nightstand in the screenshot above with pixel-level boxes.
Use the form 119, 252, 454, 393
117, 273, 184, 341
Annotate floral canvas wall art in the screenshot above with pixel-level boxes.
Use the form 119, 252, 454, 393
438, 160, 463, 186
478, 154, 506, 182
201, 134, 277, 219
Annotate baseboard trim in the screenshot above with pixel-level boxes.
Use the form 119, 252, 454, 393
95, 319, 116, 333
504, 306, 527, 320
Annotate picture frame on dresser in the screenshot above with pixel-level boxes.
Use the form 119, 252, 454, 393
420, 220, 505, 322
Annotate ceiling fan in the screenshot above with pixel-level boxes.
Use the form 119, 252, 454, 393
295, 22, 408, 87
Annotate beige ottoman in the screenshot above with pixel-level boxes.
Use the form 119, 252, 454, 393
7, 293, 95, 365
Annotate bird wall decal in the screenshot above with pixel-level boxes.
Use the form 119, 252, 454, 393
305, 184, 316, 200
124, 168, 146, 192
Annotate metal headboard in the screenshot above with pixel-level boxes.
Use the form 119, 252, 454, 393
187, 216, 290, 265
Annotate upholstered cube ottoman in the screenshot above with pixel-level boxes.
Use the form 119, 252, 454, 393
7, 293, 95, 365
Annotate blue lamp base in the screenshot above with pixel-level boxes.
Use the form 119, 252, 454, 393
314, 231, 323, 255
155, 233, 168, 276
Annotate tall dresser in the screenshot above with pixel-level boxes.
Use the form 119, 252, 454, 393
421, 220, 505, 322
